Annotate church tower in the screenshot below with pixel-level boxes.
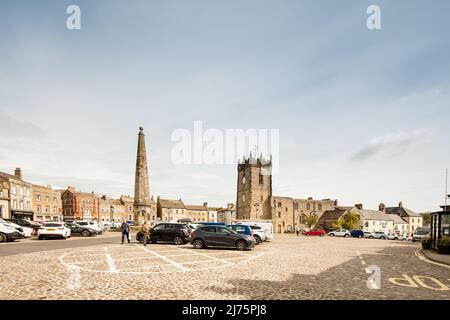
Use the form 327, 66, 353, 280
133, 127, 152, 224
236, 154, 272, 220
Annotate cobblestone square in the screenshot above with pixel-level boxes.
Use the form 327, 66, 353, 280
0, 234, 449, 300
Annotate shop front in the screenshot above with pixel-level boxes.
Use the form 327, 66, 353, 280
11, 209, 34, 221
430, 206, 450, 251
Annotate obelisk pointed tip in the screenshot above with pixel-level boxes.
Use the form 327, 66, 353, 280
139, 126, 144, 132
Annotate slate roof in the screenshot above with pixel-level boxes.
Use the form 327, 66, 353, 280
386, 206, 421, 217
158, 199, 185, 209
358, 210, 394, 221
185, 205, 208, 211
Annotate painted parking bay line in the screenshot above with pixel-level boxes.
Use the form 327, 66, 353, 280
172, 246, 235, 266
134, 244, 188, 271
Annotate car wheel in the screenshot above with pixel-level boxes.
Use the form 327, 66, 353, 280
236, 240, 247, 251
381, 236, 386, 240
329, 233, 335, 237
81, 230, 90, 237
254, 235, 261, 244
394, 237, 398, 240
369, 236, 374, 239
0, 233, 7, 243
344, 234, 349, 238
173, 236, 183, 245
358, 235, 362, 238
37, 235, 43, 240
193, 239, 204, 249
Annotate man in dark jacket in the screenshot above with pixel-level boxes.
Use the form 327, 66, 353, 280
121, 221, 130, 244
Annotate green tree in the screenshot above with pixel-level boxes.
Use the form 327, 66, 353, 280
420, 212, 432, 226
332, 210, 360, 230
305, 215, 318, 228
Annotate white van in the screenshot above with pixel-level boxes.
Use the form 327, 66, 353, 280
235, 220, 274, 241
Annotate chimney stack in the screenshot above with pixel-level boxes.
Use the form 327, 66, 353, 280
14, 168, 22, 180
399, 201, 403, 208
378, 203, 386, 212
203, 202, 208, 208
355, 203, 363, 210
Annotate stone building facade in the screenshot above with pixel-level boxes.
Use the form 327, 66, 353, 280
0, 181, 10, 219
61, 187, 99, 221
32, 184, 63, 222
157, 198, 186, 222
235, 156, 337, 233
217, 203, 236, 224
185, 203, 208, 222
385, 201, 423, 236
98, 196, 125, 223
0, 169, 33, 220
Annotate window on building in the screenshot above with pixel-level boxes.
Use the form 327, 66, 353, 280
294, 203, 299, 210
278, 212, 281, 218
318, 204, 322, 211
37, 205, 41, 213
19, 187, 23, 196
259, 174, 263, 184
365, 221, 369, 227
285, 207, 288, 212
277, 202, 281, 208
307, 203, 310, 210
26, 189, 30, 197
13, 200, 17, 209
12, 185, 16, 194
26, 202, 30, 210
37, 195, 41, 201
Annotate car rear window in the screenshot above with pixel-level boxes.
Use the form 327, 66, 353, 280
250, 226, 261, 230
44, 223, 63, 227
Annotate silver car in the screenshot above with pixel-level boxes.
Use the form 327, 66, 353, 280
328, 229, 351, 237
371, 231, 387, 239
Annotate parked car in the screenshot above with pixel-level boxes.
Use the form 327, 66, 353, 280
6, 218, 41, 233
37, 222, 71, 240
248, 225, 267, 243
190, 225, 255, 251
235, 221, 274, 241
0, 218, 33, 237
371, 231, 388, 239
412, 227, 431, 242
67, 222, 97, 237
328, 229, 351, 237
387, 233, 408, 241
227, 224, 262, 244
73, 221, 103, 234
303, 229, 326, 237
0, 221, 25, 242
364, 231, 374, 238
350, 230, 364, 238
136, 223, 190, 245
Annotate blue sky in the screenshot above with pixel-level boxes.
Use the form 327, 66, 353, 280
1, 0, 449, 212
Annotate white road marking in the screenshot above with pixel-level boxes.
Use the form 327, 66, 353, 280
105, 254, 117, 273
173, 246, 235, 266
134, 244, 188, 271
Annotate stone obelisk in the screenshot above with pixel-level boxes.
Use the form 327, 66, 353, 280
133, 127, 152, 225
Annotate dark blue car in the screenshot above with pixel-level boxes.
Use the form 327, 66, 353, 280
227, 224, 253, 237
350, 229, 364, 238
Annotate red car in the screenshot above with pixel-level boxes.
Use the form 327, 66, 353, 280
303, 229, 326, 237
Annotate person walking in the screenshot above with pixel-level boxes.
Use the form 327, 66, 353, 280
121, 221, 130, 244
141, 220, 150, 246
296, 227, 300, 237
